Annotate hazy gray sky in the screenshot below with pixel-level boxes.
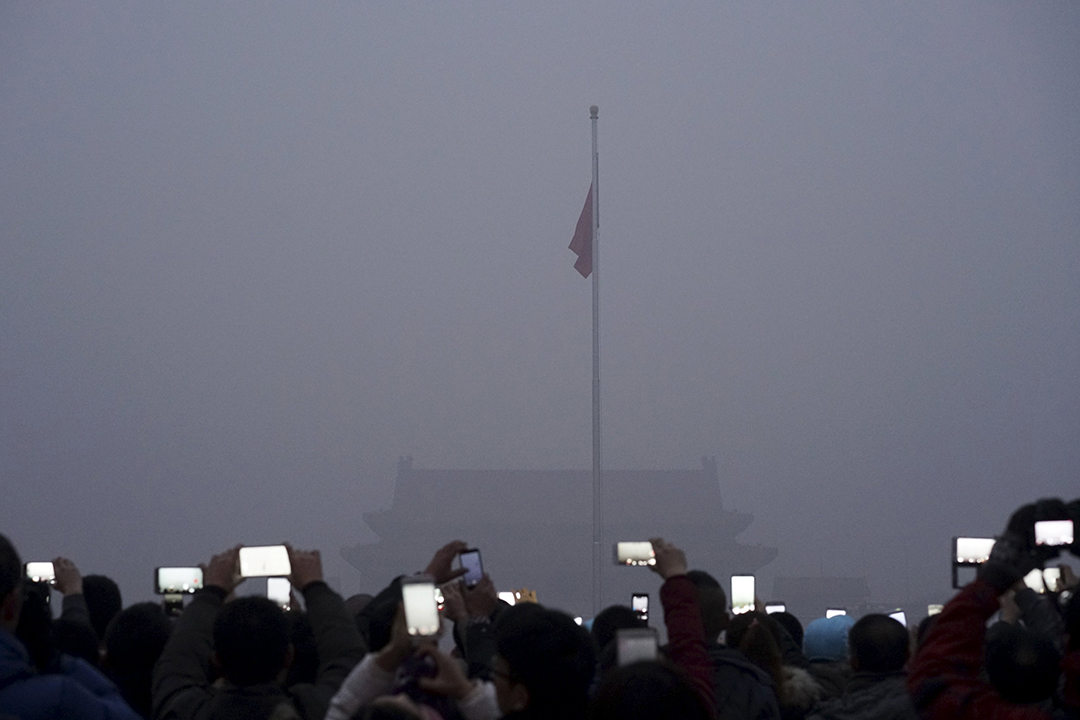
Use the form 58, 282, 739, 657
2, 1, 1078, 608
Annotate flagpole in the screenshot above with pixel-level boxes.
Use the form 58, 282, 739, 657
590, 105, 602, 617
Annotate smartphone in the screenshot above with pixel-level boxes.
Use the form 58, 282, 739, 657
1034, 520, 1074, 547
826, 608, 847, 619
24, 562, 55, 584
889, 610, 907, 627
616, 627, 658, 666
731, 575, 755, 615
267, 577, 292, 609
1023, 567, 1046, 594
1044, 567, 1062, 593
631, 593, 649, 622
155, 567, 204, 594
401, 575, 440, 637
927, 604, 944, 616
238, 545, 291, 578
615, 542, 655, 567
456, 549, 484, 588
764, 602, 786, 614
954, 537, 996, 565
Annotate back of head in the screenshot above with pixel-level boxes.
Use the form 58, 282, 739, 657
213, 596, 290, 687
104, 602, 172, 717
687, 570, 727, 641
83, 575, 123, 641
496, 604, 597, 712
589, 661, 710, 720
848, 614, 908, 673
985, 622, 1060, 704
727, 612, 783, 687
803, 615, 856, 663
591, 605, 646, 651
771, 612, 804, 649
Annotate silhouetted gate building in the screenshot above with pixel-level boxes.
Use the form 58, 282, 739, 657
342, 455, 777, 617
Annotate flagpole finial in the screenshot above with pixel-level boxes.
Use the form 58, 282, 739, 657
590, 105, 599, 119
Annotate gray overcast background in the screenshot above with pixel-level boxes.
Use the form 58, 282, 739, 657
2, 2, 1078, 610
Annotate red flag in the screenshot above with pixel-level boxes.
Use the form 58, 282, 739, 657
569, 185, 593, 278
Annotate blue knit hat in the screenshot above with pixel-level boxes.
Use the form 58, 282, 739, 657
803, 615, 856, 662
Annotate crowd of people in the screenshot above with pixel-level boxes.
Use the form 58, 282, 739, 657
1, 497, 1078, 719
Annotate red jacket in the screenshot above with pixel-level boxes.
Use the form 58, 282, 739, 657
660, 575, 717, 717
908, 577, 1079, 720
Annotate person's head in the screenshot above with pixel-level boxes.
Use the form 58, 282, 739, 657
727, 612, 783, 687
213, 596, 292, 687
104, 602, 173, 717
591, 605, 646, 652
985, 622, 1060, 704
847, 614, 908, 673
770, 611, 804, 650
494, 604, 596, 715
0, 533, 23, 632
687, 570, 728, 641
83, 574, 123, 642
589, 661, 710, 720
803, 615, 855, 663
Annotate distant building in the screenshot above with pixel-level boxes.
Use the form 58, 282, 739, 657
341, 456, 777, 616
772, 576, 872, 624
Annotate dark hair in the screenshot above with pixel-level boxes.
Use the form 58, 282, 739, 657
770, 611, 804, 650
83, 575, 123, 642
687, 570, 728, 641
0, 534, 21, 603
213, 596, 290, 686
104, 602, 173, 717
589, 661, 710, 720
591, 605, 646, 651
496, 604, 596, 713
848, 614, 908, 672
985, 622, 1060, 704
727, 612, 783, 689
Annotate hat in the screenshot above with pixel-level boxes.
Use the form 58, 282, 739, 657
803, 615, 856, 662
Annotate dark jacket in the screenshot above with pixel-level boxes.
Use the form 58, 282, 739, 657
706, 643, 782, 720
0, 628, 142, 719
806, 672, 917, 720
151, 582, 366, 720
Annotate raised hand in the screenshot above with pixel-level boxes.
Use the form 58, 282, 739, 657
204, 546, 243, 594
287, 545, 323, 591
424, 541, 469, 585
648, 538, 689, 580
52, 557, 83, 596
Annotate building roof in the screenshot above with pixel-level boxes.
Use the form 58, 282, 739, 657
364, 455, 752, 533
